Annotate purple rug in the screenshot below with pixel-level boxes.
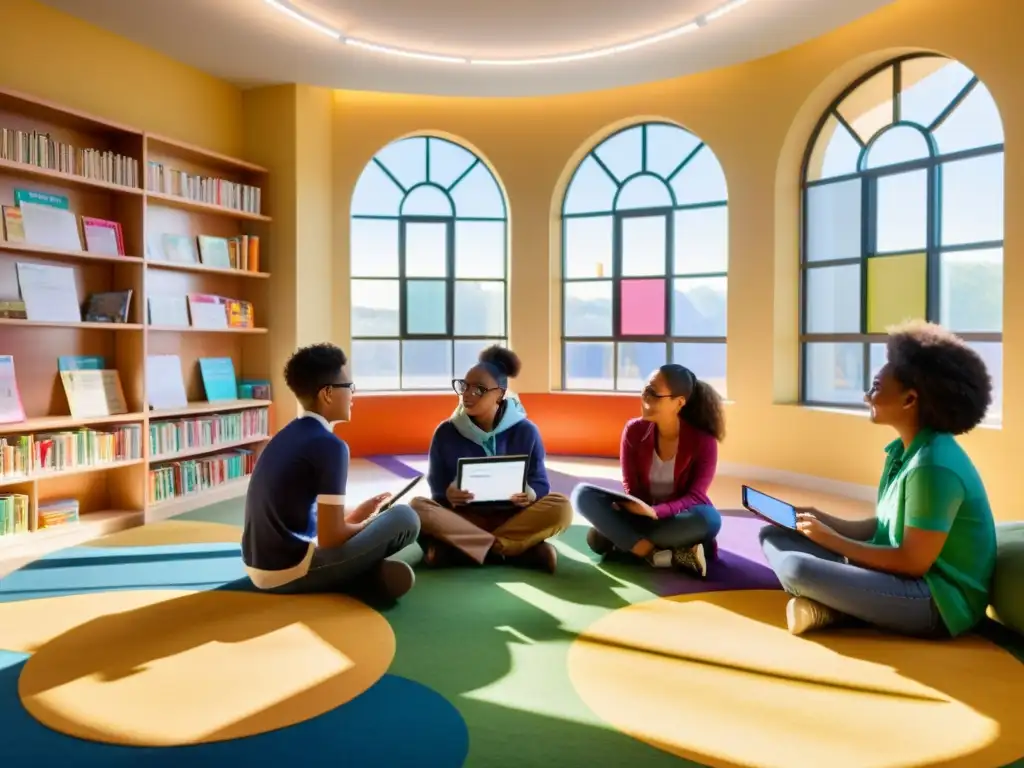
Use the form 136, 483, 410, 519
376, 457, 781, 595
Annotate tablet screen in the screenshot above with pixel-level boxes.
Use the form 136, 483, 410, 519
458, 457, 527, 503
742, 486, 797, 529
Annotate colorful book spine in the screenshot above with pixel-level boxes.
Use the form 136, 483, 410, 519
148, 448, 256, 504
5, 425, 144, 475
0, 493, 30, 537
0, 435, 32, 481
149, 408, 268, 457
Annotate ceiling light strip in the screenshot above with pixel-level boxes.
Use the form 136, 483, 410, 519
263, 0, 752, 65
263, 0, 339, 38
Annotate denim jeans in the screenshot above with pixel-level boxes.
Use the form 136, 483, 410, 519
267, 504, 420, 594
759, 524, 947, 637
571, 484, 721, 552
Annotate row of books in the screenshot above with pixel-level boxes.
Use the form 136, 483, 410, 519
0, 425, 142, 481
146, 161, 262, 215
150, 232, 262, 273
150, 407, 269, 457
2, 188, 126, 256
149, 448, 255, 504
0, 493, 29, 537
0, 128, 139, 187
147, 293, 255, 329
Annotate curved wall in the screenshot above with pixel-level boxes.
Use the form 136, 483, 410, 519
329, 0, 1024, 520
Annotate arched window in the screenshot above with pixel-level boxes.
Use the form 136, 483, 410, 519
801, 55, 1004, 419
560, 122, 728, 393
349, 136, 508, 390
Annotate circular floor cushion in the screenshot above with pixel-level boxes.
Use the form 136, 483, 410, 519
80, 521, 242, 547
568, 590, 1024, 768
990, 523, 1024, 635
0, 589, 395, 746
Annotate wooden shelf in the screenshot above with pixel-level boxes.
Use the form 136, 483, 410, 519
0, 509, 144, 556
0, 240, 144, 266
0, 86, 272, 567
146, 476, 251, 523
0, 412, 146, 436
0, 458, 144, 489
0, 318, 143, 330
150, 434, 268, 462
145, 259, 269, 279
146, 191, 270, 222
147, 134, 268, 175
0, 157, 142, 195
149, 400, 272, 419
146, 324, 267, 334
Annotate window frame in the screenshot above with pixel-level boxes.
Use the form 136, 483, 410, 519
560, 121, 729, 392
798, 53, 1005, 409
350, 136, 509, 391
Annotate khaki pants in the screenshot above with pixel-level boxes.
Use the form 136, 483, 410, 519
409, 493, 574, 564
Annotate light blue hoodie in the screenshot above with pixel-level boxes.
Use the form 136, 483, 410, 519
449, 393, 528, 456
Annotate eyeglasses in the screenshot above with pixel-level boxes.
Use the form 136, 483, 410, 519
325, 382, 356, 394
453, 379, 502, 398
641, 387, 674, 400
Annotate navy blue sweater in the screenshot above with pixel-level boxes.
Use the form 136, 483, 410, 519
427, 399, 551, 503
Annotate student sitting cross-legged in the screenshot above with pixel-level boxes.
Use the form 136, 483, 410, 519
572, 364, 725, 578
409, 345, 573, 574
241, 343, 420, 601
760, 321, 997, 638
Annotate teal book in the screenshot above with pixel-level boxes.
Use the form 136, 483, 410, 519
58, 355, 106, 371
199, 357, 238, 402
15, 188, 69, 209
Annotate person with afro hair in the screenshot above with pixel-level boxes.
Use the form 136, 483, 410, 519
410, 345, 573, 574
760, 321, 997, 638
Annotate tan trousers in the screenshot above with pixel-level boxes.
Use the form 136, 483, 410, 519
409, 493, 574, 564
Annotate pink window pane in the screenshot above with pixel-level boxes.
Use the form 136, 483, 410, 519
620, 279, 666, 335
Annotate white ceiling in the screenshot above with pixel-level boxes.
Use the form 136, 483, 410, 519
37, 0, 898, 97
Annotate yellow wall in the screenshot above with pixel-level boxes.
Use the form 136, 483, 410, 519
331, 0, 1024, 518
2, 0, 245, 155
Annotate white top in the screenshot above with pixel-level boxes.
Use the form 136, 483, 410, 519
649, 452, 676, 504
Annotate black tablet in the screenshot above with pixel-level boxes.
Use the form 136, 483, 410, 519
456, 455, 529, 504
741, 485, 798, 530
380, 474, 424, 511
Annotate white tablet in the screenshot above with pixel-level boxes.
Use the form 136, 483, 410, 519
456, 455, 529, 504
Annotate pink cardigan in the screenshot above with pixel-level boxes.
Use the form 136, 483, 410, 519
620, 417, 717, 519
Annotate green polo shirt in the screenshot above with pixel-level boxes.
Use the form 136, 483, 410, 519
871, 429, 996, 637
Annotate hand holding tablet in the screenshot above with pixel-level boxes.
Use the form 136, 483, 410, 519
456, 455, 529, 505
741, 485, 798, 529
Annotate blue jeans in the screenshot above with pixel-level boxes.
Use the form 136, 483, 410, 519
571, 484, 721, 552
759, 525, 947, 637
268, 504, 420, 594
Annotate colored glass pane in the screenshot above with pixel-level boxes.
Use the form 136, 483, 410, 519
620, 279, 666, 336
866, 253, 926, 333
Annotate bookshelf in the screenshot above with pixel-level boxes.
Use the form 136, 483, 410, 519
0, 88, 274, 563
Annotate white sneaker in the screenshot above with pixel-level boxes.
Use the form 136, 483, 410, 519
648, 549, 673, 568
786, 597, 840, 636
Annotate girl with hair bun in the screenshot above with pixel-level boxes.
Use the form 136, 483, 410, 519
572, 363, 725, 578
410, 345, 572, 574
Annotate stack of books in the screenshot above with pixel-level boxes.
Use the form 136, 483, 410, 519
38, 498, 79, 529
